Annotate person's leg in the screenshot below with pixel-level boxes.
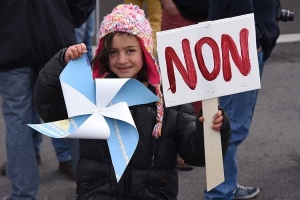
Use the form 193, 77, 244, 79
0, 67, 39, 200
0, 103, 41, 175
66, 139, 79, 180
83, 10, 96, 61
51, 138, 74, 180
204, 51, 264, 200
250, 50, 265, 120
145, 0, 162, 57
75, 22, 87, 44
32, 131, 42, 157
31, 67, 43, 161
204, 142, 238, 199
51, 138, 72, 162
31, 94, 42, 167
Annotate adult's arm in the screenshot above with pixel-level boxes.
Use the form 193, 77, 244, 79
66, 0, 96, 27
159, 0, 180, 15
208, 0, 254, 20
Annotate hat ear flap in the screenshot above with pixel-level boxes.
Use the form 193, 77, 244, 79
137, 38, 160, 85
92, 39, 106, 79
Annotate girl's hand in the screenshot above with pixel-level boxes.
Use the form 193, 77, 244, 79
64, 43, 87, 64
199, 110, 224, 131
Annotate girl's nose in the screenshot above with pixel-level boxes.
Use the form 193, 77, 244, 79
117, 52, 128, 64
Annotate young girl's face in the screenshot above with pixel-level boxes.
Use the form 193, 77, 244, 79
108, 33, 143, 79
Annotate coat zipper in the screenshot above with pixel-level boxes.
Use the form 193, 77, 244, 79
150, 137, 161, 169
150, 117, 164, 169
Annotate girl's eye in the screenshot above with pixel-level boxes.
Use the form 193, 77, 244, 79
109, 50, 118, 56
126, 49, 136, 54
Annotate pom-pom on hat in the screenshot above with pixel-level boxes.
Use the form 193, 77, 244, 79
92, 4, 164, 139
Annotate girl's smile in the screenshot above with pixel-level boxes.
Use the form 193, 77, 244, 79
116, 66, 133, 73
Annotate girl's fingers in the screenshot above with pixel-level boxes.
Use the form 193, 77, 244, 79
70, 46, 79, 59
80, 43, 87, 53
77, 44, 83, 56
211, 122, 222, 130
211, 110, 223, 131
213, 115, 223, 124
66, 46, 75, 60
77, 43, 86, 57
199, 116, 204, 123
214, 110, 222, 119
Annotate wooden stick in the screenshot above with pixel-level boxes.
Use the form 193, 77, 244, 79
202, 97, 224, 191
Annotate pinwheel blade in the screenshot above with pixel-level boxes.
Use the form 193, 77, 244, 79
67, 113, 110, 139
95, 79, 130, 108
105, 118, 139, 182
111, 78, 159, 106
28, 114, 110, 139
100, 102, 135, 128
60, 54, 97, 117
61, 81, 97, 118
95, 78, 159, 108
28, 120, 71, 138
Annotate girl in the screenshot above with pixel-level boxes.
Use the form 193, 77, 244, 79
34, 4, 231, 200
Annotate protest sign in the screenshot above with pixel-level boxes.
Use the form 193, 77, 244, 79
157, 14, 260, 191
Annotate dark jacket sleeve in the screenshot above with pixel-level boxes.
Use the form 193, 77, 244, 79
208, 0, 253, 20
176, 105, 231, 166
33, 48, 69, 123
66, 0, 96, 28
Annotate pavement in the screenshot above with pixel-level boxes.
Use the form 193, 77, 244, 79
1, 1, 300, 200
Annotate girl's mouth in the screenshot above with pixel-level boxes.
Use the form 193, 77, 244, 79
117, 66, 132, 72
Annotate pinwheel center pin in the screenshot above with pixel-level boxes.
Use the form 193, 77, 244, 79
94, 108, 108, 114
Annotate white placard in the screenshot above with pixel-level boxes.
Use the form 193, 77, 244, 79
157, 14, 260, 107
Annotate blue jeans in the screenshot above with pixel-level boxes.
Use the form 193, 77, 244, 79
75, 9, 95, 62
204, 51, 265, 200
51, 138, 79, 177
0, 67, 42, 200
51, 138, 72, 162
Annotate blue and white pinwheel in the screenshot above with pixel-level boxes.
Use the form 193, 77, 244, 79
28, 54, 159, 182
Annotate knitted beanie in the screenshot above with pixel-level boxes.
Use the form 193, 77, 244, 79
92, 4, 164, 139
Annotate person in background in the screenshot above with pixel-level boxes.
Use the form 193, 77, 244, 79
0, 1, 76, 199
75, 9, 96, 61
0, 0, 96, 199
159, 0, 209, 171
204, 0, 280, 199
124, 0, 162, 57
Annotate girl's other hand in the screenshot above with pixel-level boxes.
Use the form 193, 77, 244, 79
64, 43, 87, 64
199, 110, 224, 131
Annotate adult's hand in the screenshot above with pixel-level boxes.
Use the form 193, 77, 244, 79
160, 0, 180, 15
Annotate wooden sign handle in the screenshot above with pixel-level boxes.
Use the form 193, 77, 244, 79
202, 97, 224, 191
